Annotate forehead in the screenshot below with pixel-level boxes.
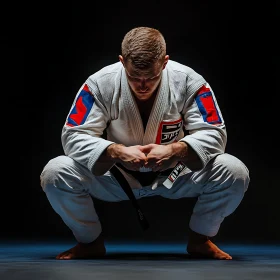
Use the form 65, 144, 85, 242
124, 60, 162, 78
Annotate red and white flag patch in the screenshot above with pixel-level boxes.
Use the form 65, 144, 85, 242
195, 85, 221, 125
66, 84, 95, 127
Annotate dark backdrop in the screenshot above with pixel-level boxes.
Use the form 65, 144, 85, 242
3, 1, 279, 244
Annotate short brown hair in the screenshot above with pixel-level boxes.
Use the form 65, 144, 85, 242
121, 27, 166, 69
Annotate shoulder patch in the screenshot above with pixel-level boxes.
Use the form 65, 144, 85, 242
66, 84, 95, 127
195, 85, 221, 125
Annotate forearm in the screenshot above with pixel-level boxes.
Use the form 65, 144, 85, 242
170, 141, 203, 171
96, 143, 125, 163
92, 143, 124, 175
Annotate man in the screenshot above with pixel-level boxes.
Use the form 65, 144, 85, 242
40, 27, 250, 260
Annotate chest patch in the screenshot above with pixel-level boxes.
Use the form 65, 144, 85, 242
156, 118, 183, 144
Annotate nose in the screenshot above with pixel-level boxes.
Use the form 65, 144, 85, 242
140, 79, 147, 90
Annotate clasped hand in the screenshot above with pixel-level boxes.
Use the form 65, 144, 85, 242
117, 144, 175, 172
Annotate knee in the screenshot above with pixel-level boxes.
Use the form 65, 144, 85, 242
40, 155, 72, 192
217, 154, 250, 192
215, 153, 250, 193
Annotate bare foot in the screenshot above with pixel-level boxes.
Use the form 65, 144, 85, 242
187, 229, 232, 260
56, 234, 106, 260
187, 239, 232, 260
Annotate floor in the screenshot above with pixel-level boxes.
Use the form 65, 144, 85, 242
0, 240, 280, 280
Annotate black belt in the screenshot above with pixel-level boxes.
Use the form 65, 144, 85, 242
110, 165, 150, 230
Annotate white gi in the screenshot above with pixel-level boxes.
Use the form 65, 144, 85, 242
40, 60, 250, 243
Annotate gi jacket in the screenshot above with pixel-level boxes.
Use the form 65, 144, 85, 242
61, 60, 227, 188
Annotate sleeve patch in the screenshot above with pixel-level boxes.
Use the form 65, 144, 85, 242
195, 85, 222, 124
66, 84, 95, 127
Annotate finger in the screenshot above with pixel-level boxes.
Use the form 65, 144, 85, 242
134, 158, 147, 164
140, 144, 156, 153
140, 153, 148, 160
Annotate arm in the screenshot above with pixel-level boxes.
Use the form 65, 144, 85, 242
94, 143, 148, 175
180, 83, 227, 169
61, 81, 115, 175
169, 141, 203, 171
144, 82, 226, 172
142, 141, 203, 172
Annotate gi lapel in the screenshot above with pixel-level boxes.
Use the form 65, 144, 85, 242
120, 68, 169, 145
121, 68, 144, 143
143, 69, 169, 145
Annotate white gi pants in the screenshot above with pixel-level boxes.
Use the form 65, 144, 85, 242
40, 153, 249, 243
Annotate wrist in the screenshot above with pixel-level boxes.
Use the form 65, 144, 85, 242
106, 143, 125, 160
170, 141, 188, 160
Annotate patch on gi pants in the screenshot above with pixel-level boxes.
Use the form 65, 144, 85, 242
66, 84, 95, 127
195, 85, 222, 125
155, 118, 183, 144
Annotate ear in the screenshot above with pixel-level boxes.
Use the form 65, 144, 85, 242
162, 55, 169, 70
119, 55, 124, 65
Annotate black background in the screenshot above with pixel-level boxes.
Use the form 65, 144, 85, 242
2, 1, 279, 244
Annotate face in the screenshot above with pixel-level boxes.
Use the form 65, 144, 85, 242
119, 55, 169, 101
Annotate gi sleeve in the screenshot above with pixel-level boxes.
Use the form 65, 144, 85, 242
180, 83, 227, 169
61, 80, 115, 174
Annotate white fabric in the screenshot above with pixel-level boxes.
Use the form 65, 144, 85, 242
61, 60, 227, 183
40, 153, 249, 242
40, 59, 250, 243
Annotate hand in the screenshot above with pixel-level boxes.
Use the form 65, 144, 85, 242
141, 143, 176, 172
107, 144, 147, 171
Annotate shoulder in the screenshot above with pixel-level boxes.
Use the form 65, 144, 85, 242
166, 60, 206, 96
167, 60, 206, 94
84, 61, 122, 101
167, 60, 203, 79
87, 61, 122, 84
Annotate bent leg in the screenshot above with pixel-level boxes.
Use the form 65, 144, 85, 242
160, 153, 250, 259
40, 155, 126, 259
188, 153, 250, 238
